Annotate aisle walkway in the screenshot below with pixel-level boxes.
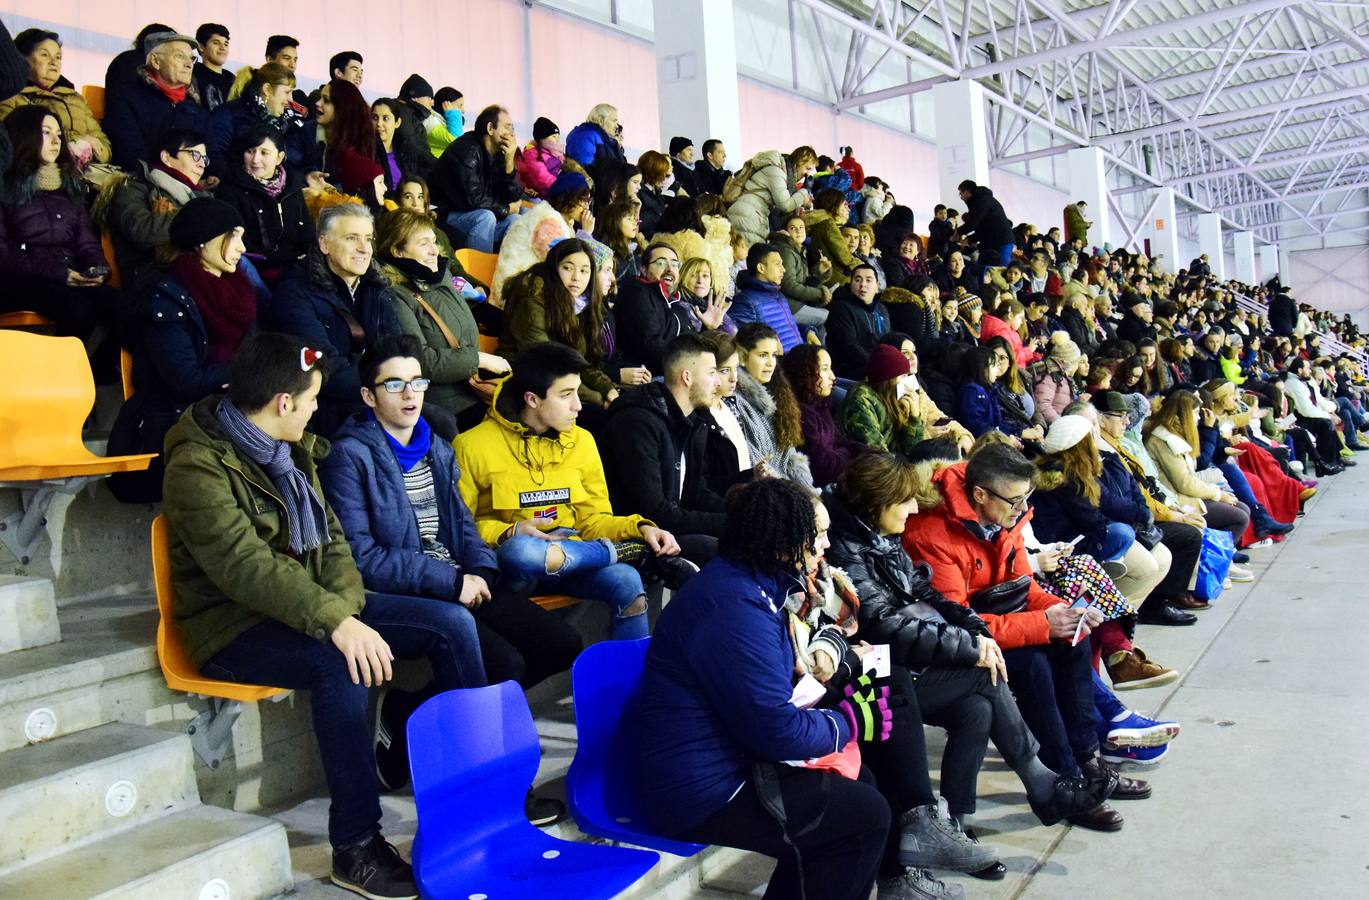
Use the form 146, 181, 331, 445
1014, 460, 1369, 899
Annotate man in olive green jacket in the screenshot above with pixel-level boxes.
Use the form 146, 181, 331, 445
161, 332, 484, 900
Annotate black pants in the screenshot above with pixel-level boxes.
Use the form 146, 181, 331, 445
674, 765, 890, 900
676, 533, 720, 567
472, 588, 582, 688
1002, 640, 1098, 777
1204, 498, 1250, 546
1297, 414, 1341, 463
1151, 520, 1203, 601
914, 664, 1041, 817
859, 665, 935, 877
0, 276, 119, 339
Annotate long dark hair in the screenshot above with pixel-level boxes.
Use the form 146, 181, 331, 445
503, 239, 607, 364
736, 323, 804, 450
325, 79, 377, 164
594, 196, 639, 262
2, 106, 81, 203
781, 344, 826, 406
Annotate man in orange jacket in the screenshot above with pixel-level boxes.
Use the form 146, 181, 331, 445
902, 443, 1139, 831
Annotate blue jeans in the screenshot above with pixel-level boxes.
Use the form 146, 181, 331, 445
1217, 462, 1279, 531
445, 208, 520, 253
1099, 522, 1135, 562
497, 535, 649, 640
201, 591, 485, 850
1335, 396, 1368, 441
1002, 640, 1099, 776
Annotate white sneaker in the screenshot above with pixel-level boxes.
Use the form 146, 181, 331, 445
1245, 538, 1274, 549
1228, 564, 1255, 582
1222, 578, 1233, 590
1289, 460, 1305, 474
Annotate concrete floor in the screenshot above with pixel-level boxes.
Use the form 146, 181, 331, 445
273, 461, 1369, 900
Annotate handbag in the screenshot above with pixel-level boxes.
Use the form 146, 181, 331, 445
1194, 528, 1236, 601
968, 575, 1032, 616
413, 294, 500, 402
1134, 518, 1164, 550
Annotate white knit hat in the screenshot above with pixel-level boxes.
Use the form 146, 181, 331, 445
1041, 414, 1092, 454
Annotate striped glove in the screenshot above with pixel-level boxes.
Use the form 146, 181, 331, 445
835, 673, 893, 743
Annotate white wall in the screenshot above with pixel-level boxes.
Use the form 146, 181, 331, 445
1288, 246, 1369, 313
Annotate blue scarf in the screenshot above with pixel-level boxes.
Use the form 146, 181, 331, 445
381, 412, 432, 472
214, 397, 329, 555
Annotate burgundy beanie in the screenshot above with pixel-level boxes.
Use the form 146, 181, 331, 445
865, 343, 910, 384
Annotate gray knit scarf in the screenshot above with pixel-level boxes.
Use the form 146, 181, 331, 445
215, 397, 329, 555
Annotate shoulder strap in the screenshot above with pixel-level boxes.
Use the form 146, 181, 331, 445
413, 294, 462, 350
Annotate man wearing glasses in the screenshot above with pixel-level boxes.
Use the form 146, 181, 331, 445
104, 31, 210, 170
320, 333, 579, 827
902, 442, 1132, 832
163, 332, 485, 899
614, 242, 692, 374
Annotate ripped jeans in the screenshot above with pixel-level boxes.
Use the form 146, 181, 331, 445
497, 535, 649, 640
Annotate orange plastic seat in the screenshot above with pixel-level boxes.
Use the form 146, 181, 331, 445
120, 347, 134, 401
0, 331, 155, 480
82, 84, 104, 120
532, 594, 580, 611
455, 248, 497, 287
152, 516, 286, 702
0, 311, 54, 329
101, 231, 123, 289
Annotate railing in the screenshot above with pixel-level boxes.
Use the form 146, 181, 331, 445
1231, 290, 1369, 369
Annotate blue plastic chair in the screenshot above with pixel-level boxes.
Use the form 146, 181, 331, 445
407, 682, 660, 899
567, 638, 705, 858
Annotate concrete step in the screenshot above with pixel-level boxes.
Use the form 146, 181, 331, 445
0, 803, 293, 900
0, 575, 59, 655
0, 723, 197, 874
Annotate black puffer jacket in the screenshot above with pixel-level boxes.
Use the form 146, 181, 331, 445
822, 488, 986, 673
214, 164, 314, 271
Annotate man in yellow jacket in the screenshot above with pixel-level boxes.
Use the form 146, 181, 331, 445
455, 341, 688, 639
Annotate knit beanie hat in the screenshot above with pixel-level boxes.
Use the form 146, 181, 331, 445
399, 73, 434, 101
546, 171, 591, 203
533, 116, 560, 141
169, 197, 244, 251
865, 343, 910, 385
1041, 414, 1092, 454
580, 236, 614, 274
669, 136, 693, 156
1049, 331, 1082, 371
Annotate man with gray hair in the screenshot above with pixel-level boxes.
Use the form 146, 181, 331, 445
104, 29, 210, 170
274, 204, 401, 434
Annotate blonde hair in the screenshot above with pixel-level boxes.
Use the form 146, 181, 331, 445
678, 257, 714, 295
586, 103, 618, 130
375, 208, 437, 259
1040, 434, 1103, 505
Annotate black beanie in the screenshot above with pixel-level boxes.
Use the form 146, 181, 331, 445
169, 197, 244, 251
400, 73, 434, 101
669, 136, 693, 156
533, 116, 560, 141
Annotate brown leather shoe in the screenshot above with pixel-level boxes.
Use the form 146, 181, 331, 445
1083, 756, 1152, 800
1105, 649, 1179, 691
1067, 801, 1124, 832
1172, 592, 1211, 610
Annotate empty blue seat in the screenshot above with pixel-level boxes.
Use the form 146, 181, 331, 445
567, 638, 705, 858
407, 682, 660, 899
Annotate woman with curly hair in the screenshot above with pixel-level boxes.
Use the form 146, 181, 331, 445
782, 343, 866, 487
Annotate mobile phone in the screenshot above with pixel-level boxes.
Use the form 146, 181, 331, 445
933, 417, 952, 427
476, 367, 505, 381
862, 644, 891, 679
85, 265, 110, 278
1068, 534, 1085, 547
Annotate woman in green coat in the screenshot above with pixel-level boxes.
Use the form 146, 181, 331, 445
377, 209, 510, 431
841, 342, 924, 458
804, 188, 860, 287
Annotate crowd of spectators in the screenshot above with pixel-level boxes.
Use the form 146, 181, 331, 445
3, 17, 1366, 900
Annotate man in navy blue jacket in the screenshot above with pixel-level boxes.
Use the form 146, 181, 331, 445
320, 335, 580, 822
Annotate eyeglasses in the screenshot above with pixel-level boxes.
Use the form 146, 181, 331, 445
373, 378, 431, 394
178, 148, 210, 164
300, 347, 324, 372
983, 485, 1033, 510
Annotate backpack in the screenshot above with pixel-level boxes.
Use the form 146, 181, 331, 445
721, 158, 757, 205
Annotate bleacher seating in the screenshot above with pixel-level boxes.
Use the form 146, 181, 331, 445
407, 682, 660, 899
0, 331, 155, 565
456, 247, 498, 287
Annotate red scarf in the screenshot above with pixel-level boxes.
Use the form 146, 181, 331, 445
171, 255, 257, 363
151, 161, 202, 191
147, 69, 188, 104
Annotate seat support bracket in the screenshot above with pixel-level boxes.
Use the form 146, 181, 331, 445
187, 697, 244, 769
0, 478, 97, 565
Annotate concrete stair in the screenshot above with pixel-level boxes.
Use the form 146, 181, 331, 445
0, 576, 60, 655
0, 720, 291, 899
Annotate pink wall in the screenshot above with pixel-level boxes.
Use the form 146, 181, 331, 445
1288, 246, 1369, 313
